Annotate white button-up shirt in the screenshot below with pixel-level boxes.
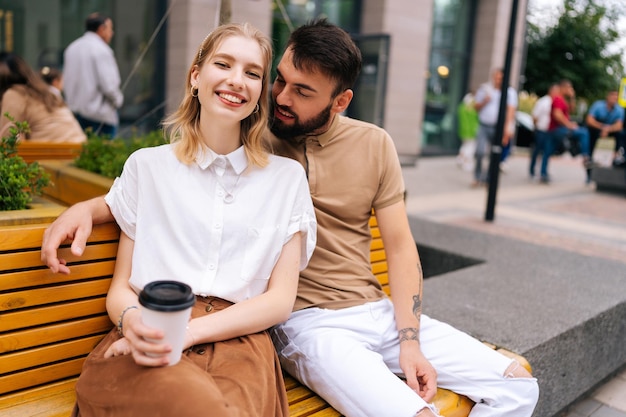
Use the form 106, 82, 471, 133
475, 83, 518, 126
105, 144, 316, 303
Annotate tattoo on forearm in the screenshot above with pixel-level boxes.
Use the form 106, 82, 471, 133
398, 327, 419, 343
412, 295, 422, 319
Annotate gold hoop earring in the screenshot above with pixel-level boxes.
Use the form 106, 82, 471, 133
191, 85, 198, 98
253, 103, 259, 114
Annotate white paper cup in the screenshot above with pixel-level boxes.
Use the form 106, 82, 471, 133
138, 281, 195, 366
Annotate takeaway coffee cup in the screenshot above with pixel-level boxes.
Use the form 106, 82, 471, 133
138, 280, 195, 366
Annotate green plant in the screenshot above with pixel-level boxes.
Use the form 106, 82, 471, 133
74, 130, 167, 178
0, 115, 51, 211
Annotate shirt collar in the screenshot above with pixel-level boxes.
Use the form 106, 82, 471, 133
195, 145, 248, 174
304, 114, 340, 147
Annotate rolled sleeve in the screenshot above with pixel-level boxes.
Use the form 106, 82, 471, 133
104, 155, 139, 239
285, 171, 317, 271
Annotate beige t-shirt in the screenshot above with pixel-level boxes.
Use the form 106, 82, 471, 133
269, 115, 405, 311
0, 86, 86, 143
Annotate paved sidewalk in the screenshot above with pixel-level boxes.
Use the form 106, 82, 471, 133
401, 149, 626, 416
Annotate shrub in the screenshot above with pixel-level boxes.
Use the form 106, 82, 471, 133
74, 130, 167, 178
0, 116, 51, 211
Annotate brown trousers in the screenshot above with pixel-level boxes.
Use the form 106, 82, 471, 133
72, 297, 289, 417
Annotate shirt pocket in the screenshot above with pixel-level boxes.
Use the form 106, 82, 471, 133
241, 226, 282, 282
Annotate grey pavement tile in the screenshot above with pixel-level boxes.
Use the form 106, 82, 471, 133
592, 375, 626, 412
562, 412, 591, 417
571, 398, 604, 415
590, 405, 626, 417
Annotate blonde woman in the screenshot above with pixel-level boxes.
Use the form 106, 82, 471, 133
71, 23, 316, 417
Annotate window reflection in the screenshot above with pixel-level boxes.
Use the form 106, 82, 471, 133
423, 0, 476, 154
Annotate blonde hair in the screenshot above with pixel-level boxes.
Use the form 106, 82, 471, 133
162, 23, 272, 167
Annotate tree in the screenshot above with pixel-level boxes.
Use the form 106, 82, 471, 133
523, 0, 625, 103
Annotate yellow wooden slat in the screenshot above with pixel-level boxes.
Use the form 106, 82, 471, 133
287, 385, 317, 403
0, 261, 115, 293
375, 272, 389, 287
368, 214, 377, 227
0, 335, 105, 375
308, 409, 341, 417
289, 395, 334, 417
371, 261, 388, 276
0, 242, 118, 272
0, 280, 111, 312
0, 297, 106, 333
369, 248, 387, 263
2, 392, 75, 417
0, 316, 113, 353
284, 374, 299, 390
0, 378, 76, 411
0, 358, 85, 395
0, 222, 119, 252
370, 237, 384, 251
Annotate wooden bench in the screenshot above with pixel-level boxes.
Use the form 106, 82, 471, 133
0, 217, 531, 417
16, 142, 82, 164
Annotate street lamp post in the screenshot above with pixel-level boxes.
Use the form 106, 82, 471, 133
485, 0, 521, 221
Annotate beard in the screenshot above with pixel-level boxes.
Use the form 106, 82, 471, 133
269, 100, 333, 144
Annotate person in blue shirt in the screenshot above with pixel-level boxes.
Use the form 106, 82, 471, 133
585, 90, 624, 177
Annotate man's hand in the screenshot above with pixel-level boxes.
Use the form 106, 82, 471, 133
41, 201, 95, 274
399, 341, 438, 402
600, 126, 610, 139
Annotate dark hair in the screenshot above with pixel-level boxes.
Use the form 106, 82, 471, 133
0, 52, 64, 112
85, 12, 110, 32
40, 66, 62, 86
286, 19, 362, 97
558, 79, 572, 88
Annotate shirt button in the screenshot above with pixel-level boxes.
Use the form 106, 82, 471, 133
208, 264, 215, 270
214, 223, 222, 229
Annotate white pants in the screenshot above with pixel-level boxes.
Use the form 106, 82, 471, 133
457, 140, 476, 171
271, 298, 538, 417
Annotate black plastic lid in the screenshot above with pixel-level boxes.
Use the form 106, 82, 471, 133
138, 281, 195, 312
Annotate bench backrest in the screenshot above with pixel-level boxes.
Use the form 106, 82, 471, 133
0, 222, 120, 399
0, 215, 387, 400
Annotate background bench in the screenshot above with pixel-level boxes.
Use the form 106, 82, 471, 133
16, 142, 82, 164
0, 217, 531, 417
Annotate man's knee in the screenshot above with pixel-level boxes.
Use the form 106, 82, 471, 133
415, 406, 439, 417
503, 361, 540, 412
504, 361, 533, 379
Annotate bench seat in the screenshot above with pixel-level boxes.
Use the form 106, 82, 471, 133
0, 218, 531, 417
